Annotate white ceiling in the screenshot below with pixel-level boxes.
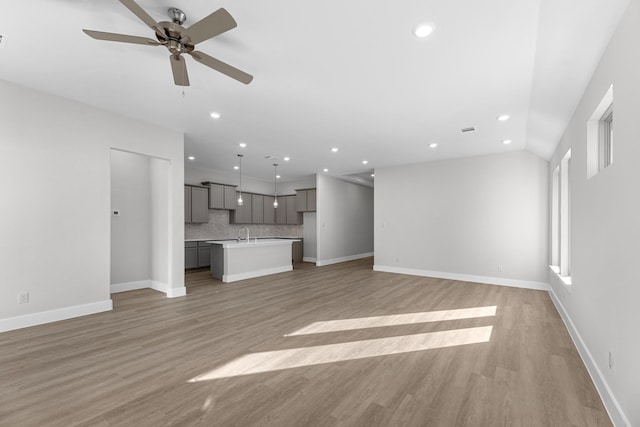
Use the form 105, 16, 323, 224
0, 0, 629, 183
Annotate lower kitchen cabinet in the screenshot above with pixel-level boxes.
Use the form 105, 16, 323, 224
185, 241, 211, 269
185, 241, 198, 269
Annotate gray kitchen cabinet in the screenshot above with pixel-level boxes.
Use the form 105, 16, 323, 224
264, 195, 276, 224
276, 196, 287, 224
185, 241, 198, 269
190, 186, 209, 223
252, 194, 264, 224
296, 190, 307, 212
307, 189, 316, 211
286, 195, 300, 225
197, 242, 211, 268
224, 186, 237, 210
208, 184, 225, 209
231, 192, 252, 223
208, 183, 238, 210
296, 188, 317, 212
185, 185, 208, 223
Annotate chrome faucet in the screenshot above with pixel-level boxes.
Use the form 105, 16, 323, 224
238, 227, 250, 243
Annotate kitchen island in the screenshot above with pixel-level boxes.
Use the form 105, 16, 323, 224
206, 239, 300, 283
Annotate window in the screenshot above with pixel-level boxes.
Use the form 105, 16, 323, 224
600, 104, 613, 170
587, 85, 613, 178
551, 150, 571, 286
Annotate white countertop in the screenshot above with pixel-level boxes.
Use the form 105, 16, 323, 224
205, 238, 300, 248
186, 237, 301, 242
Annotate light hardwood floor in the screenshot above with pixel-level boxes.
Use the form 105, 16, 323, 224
0, 259, 611, 426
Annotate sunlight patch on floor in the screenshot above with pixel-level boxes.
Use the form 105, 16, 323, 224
189, 326, 493, 381
285, 306, 497, 336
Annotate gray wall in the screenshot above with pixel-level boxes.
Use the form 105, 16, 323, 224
0, 80, 184, 331
548, 2, 640, 424
374, 151, 549, 287
316, 175, 374, 265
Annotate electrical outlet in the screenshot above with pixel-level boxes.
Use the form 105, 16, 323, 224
112, 210, 120, 216
609, 351, 614, 369
18, 292, 29, 304
497, 265, 504, 272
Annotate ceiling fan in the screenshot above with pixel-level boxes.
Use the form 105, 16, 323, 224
83, 0, 253, 86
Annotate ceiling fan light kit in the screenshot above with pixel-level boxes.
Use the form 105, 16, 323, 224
83, 0, 253, 86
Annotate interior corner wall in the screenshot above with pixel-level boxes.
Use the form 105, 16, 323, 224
149, 157, 170, 287
547, 2, 640, 425
110, 150, 151, 285
0, 79, 184, 332
374, 151, 549, 287
316, 175, 374, 265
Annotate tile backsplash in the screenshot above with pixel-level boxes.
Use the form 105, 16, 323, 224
185, 210, 303, 240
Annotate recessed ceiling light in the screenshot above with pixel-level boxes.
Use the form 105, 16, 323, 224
497, 115, 510, 121
413, 24, 434, 38
276, 175, 281, 179
233, 165, 239, 170
371, 174, 375, 177
502, 139, 512, 145
429, 143, 438, 149
187, 156, 195, 160
239, 142, 247, 148
210, 112, 221, 119
283, 157, 290, 161
331, 147, 339, 153
362, 160, 368, 165
323, 168, 329, 172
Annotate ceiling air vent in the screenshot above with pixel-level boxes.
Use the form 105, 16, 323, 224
264, 155, 277, 160
461, 126, 476, 133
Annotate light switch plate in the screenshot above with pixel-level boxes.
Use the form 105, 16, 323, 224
112, 210, 121, 216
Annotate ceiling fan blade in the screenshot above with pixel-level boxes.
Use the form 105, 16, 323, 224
170, 55, 190, 86
181, 8, 237, 45
189, 51, 253, 85
83, 29, 161, 46
119, 0, 165, 36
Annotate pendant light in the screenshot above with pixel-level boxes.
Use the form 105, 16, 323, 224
237, 154, 244, 206
273, 163, 279, 208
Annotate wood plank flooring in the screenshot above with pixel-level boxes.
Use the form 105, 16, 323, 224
0, 259, 611, 426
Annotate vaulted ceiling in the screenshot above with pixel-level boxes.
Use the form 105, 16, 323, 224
0, 0, 629, 182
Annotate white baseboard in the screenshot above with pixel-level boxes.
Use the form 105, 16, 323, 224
316, 252, 374, 267
303, 257, 317, 263
110, 280, 151, 293
149, 280, 167, 293
0, 300, 113, 334
111, 280, 186, 299
372, 265, 549, 291
548, 287, 629, 427
223, 265, 293, 283
167, 286, 187, 298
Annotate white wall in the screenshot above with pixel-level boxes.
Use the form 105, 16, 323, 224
149, 157, 170, 287
547, 2, 640, 425
303, 212, 317, 261
374, 151, 549, 288
0, 80, 184, 332
316, 175, 374, 265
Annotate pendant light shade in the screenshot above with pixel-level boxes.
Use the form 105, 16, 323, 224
237, 154, 244, 206
273, 163, 278, 208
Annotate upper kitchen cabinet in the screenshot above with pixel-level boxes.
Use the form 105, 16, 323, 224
276, 196, 287, 224
231, 191, 252, 224
251, 194, 264, 224
286, 195, 301, 224
296, 189, 316, 212
264, 195, 276, 224
205, 182, 237, 210
185, 185, 208, 223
